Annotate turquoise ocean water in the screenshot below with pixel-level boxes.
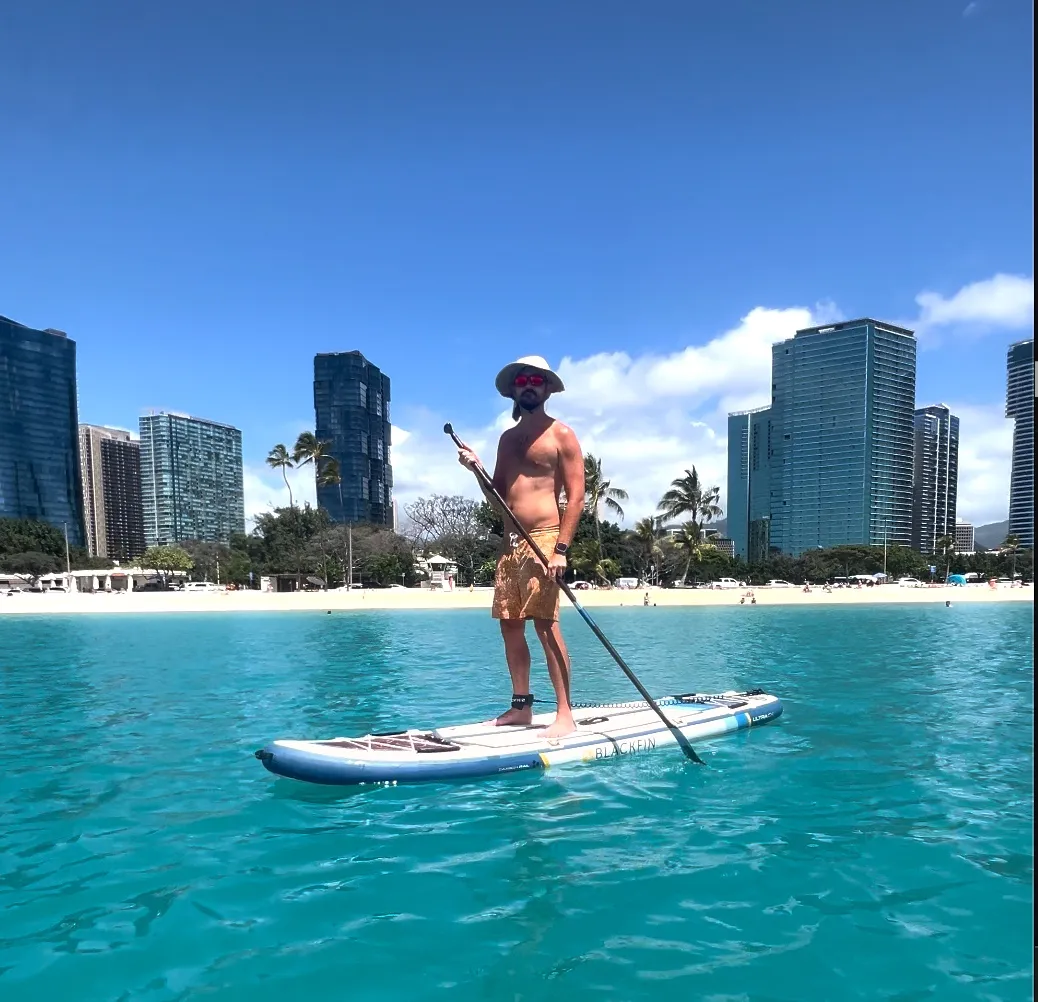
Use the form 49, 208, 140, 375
0, 604, 1032, 1002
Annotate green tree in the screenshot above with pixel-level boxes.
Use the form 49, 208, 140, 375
251, 504, 332, 576
316, 456, 344, 513
935, 533, 956, 581
473, 500, 504, 538
568, 538, 602, 582
632, 516, 666, 585
180, 540, 233, 583
0, 551, 61, 585
1002, 533, 1020, 580
266, 444, 295, 508
583, 455, 629, 558
0, 517, 66, 558
141, 545, 194, 585
670, 521, 705, 585
293, 432, 333, 506
657, 468, 723, 534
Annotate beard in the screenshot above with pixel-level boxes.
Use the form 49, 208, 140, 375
517, 391, 541, 412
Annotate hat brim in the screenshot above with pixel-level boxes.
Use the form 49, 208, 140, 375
495, 363, 565, 398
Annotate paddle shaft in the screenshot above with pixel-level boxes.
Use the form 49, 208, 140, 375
444, 423, 704, 765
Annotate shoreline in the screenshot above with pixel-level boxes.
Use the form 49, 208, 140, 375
0, 583, 1031, 615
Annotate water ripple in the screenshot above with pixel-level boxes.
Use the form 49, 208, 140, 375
0, 605, 1032, 1001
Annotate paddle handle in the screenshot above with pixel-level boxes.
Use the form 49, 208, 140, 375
444, 423, 704, 765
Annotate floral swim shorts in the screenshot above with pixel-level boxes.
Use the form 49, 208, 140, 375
492, 526, 561, 622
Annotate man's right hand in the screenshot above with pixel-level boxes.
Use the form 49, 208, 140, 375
457, 444, 482, 472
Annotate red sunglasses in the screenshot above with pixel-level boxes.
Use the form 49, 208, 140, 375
514, 373, 545, 387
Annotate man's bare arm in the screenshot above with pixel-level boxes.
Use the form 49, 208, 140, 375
556, 425, 585, 547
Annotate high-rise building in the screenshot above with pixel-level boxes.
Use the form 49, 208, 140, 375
1006, 339, 1034, 549
313, 352, 393, 525
139, 412, 245, 546
79, 425, 145, 559
955, 521, 975, 555
768, 319, 916, 556
911, 404, 959, 554
727, 406, 772, 562
0, 315, 85, 546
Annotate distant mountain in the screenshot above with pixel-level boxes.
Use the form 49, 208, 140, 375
974, 520, 1009, 550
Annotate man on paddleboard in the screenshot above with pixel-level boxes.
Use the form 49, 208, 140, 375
456, 355, 585, 738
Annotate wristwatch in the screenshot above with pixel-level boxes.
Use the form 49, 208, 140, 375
554, 542, 569, 555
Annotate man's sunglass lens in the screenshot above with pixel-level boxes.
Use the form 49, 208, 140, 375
514, 374, 545, 387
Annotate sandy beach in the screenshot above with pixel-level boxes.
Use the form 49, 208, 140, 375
1, 582, 1031, 615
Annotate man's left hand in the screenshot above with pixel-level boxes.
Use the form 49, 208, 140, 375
547, 553, 567, 581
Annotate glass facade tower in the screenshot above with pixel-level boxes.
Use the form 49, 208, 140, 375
0, 315, 85, 546
769, 319, 916, 556
727, 406, 772, 562
911, 404, 959, 554
313, 352, 393, 525
1006, 339, 1034, 549
139, 413, 245, 546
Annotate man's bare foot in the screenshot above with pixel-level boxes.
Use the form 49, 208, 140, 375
493, 706, 533, 727
541, 714, 577, 740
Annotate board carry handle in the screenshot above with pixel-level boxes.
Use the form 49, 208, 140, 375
444, 422, 705, 766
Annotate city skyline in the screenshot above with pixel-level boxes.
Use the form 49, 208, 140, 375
1, 5, 1031, 532
2, 307, 1028, 543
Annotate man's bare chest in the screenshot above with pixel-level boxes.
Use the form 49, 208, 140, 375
503, 431, 558, 477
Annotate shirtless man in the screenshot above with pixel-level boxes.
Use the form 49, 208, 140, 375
456, 355, 585, 739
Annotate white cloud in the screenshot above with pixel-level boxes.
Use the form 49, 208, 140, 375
245, 281, 1018, 538
390, 304, 841, 523
949, 402, 1013, 526
243, 462, 317, 528
915, 274, 1033, 334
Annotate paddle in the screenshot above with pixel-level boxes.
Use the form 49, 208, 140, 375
444, 422, 705, 766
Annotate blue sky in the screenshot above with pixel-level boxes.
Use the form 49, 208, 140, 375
1, 0, 1032, 525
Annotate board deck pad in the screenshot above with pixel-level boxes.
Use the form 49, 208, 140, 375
255, 690, 783, 786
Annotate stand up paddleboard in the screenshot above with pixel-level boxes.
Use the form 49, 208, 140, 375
255, 689, 782, 786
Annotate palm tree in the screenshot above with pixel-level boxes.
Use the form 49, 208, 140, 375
632, 516, 666, 585
583, 454, 629, 556
266, 444, 295, 508
657, 467, 723, 533
1002, 533, 1020, 580
293, 431, 329, 472
672, 521, 705, 585
317, 456, 344, 516
936, 533, 956, 582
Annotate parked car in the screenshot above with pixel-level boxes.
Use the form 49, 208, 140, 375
712, 577, 742, 589
897, 577, 923, 588
767, 579, 794, 588
571, 580, 592, 590
183, 581, 221, 592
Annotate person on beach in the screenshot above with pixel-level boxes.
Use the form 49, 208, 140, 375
456, 355, 585, 739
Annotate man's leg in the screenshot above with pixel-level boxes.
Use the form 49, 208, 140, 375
534, 619, 576, 737
494, 619, 534, 725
